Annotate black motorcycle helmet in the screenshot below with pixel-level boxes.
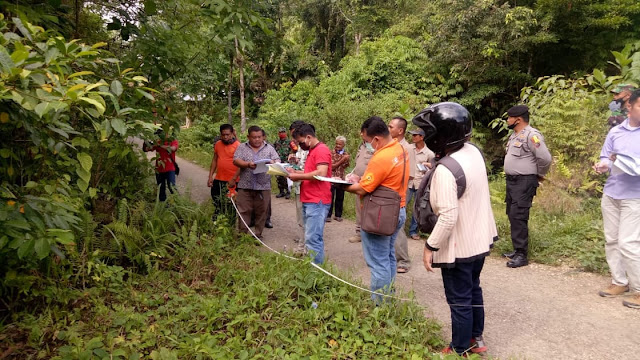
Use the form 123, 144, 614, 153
412, 102, 472, 158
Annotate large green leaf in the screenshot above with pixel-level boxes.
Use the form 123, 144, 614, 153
76, 167, 90, 182
12, 17, 32, 41
79, 97, 106, 114
111, 80, 123, 96
136, 89, 155, 101
48, 229, 75, 245
77, 152, 93, 172
34, 102, 53, 118
17, 238, 35, 259
77, 178, 89, 192
111, 118, 127, 135
34, 238, 50, 259
71, 137, 90, 148
0, 44, 15, 73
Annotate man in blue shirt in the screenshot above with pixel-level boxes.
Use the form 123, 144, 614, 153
594, 89, 640, 309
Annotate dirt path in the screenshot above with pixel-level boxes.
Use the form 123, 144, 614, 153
176, 155, 640, 360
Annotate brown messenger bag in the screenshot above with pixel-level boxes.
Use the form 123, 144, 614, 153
360, 148, 406, 236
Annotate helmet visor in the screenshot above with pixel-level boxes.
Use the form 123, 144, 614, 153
412, 108, 437, 141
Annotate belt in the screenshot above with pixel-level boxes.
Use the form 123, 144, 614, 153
505, 174, 538, 181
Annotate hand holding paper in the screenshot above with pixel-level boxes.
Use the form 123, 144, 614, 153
266, 163, 292, 177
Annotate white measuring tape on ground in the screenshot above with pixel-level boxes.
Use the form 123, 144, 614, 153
229, 196, 484, 308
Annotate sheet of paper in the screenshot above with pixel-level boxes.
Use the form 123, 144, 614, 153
313, 175, 353, 185
252, 159, 272, 174
266, 163, 291, 177
612, 154, 640, 176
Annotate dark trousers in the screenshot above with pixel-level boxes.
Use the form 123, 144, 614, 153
211, 179, 236, 221
441, 257, 485, 354
236, 189, 270, 237
155, 171, 176, 202
327, 184, 345, 218
505, 175, 538, 256
276, 175, 288, 194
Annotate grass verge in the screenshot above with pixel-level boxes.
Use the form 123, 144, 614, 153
489, 176, 607, 273
1, 210, 451, 359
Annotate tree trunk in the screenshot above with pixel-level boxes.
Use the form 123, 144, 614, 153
355, 32, 362, 56
235, 37, 247, 133
74, 0, 81, 39
227, 54, 233, 124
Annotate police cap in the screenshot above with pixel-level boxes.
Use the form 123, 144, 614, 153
507, 105, 529, 118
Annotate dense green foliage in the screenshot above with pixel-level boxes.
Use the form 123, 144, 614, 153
0, 15, 163, 277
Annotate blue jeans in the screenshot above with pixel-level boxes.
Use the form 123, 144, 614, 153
156, 171, 176, 202
406, 187, 418, 236
441, 257, 486, 354
360, 207, 406, 302
302, 201, 331, 265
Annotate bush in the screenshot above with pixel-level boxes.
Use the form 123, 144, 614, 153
1, 224, 446, 359
0, 16, 158, 276
257, 35, 461, 151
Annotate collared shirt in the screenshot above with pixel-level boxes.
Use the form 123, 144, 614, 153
600, 119, 640, 200
410, 143, 436, 189
233, 142, 280, 190
331, 149, 350, 179
360, 139, 410, 207
353, 142, 373, 177
504, 125, 552, 176
301, 142, 332, 204
398, 137, 416, 180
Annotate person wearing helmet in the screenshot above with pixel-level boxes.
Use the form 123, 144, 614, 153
414, 102, 497, 356
502, 105, 552, 268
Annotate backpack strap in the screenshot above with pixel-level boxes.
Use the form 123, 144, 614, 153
436, 156, 466, 199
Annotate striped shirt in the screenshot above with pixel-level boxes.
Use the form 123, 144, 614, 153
426, 143, 498, 267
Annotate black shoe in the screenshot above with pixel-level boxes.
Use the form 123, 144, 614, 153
507, 253, 528, 268
284, 192, 290, 199
265, 220, 273, 228
502, 250, 517, 259
276, 192, 286, 198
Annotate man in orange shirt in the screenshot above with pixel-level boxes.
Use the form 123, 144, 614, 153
344, 116, 409, 302
208, 124, 239, 220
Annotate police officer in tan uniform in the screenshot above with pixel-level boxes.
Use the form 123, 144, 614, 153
503, 105, 552, 268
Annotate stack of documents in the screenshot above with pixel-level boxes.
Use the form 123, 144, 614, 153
612, 154, 640, 176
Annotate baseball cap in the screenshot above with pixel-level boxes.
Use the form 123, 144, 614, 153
506, 105, 529, 117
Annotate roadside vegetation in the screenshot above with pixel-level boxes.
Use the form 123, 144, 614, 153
1, 207, 447, 358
